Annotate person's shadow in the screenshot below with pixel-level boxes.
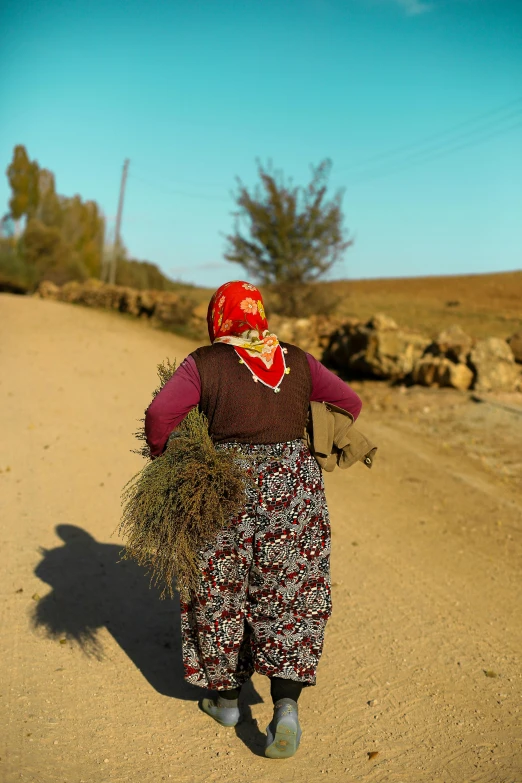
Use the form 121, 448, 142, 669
33, 524, 266, 755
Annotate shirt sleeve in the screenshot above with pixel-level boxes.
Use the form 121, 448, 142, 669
145, 354, 201, 457
306, 353, 362, 420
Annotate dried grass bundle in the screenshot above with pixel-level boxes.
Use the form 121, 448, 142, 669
119, 359, 249, 598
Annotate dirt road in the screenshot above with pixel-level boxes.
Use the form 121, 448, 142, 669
1, 294, 521, 783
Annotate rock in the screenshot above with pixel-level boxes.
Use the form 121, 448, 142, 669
312, 315, 353, 355
190, 300, 213, 340
412, 356, 473, 390
137, 290, 156, 316
507, 331, 522, 363
151, 292, 194, 328
192, 301, 208, 320
324, 316, 430, 380
443, 361, 474, 391
268, 314, 347, 358
427, 325, 473, 364
469, 338, 520, 392
58, 280, 82, 303
412, 356, 445, 387
36, 280, 60, 299
270, 316, 316, 353
366, 313, 398, 331
76, 279, 120, 309
119, 286, 140, 316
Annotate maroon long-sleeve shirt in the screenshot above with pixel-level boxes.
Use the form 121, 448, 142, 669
145, 352, 362, 458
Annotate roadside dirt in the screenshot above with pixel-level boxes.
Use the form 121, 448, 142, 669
1, 294, 521, 783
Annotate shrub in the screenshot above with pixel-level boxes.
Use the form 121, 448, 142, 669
119, 360, 250, 598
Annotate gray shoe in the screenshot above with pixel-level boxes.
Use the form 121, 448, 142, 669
265, 698, 302, 759
199, 696, 240, 727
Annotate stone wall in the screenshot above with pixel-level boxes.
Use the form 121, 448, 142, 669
37, 279, 207, 339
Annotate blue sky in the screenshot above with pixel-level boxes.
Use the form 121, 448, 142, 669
1, 0, 521, 287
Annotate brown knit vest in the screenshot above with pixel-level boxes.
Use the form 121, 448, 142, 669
191, 341, 312, 444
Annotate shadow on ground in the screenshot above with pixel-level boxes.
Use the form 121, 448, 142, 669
32, 525, 267, 753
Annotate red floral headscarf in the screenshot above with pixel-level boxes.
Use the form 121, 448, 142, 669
207, 280, 288, 392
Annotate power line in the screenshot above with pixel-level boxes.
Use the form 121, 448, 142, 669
345, 110, 522, 181
343, 118, 522, 187
128, 173, 231, 202
335, 96, 522, 175
127, 101, 522, 204
131, 164, 227, 190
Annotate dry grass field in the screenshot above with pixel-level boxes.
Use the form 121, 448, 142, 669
321, 270, 522, 339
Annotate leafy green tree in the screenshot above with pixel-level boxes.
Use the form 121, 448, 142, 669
5, 146, 106, 281
6, 145, 40, 224
224, 159, 352, 316
3, 145, 171, 292
59, 195, 105, 278
0, 237, 35, 292
36, 169, 62, 228
115, 255, 179, 291
22, 218, 88, 285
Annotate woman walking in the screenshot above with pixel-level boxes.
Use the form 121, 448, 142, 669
145, 280, 362, 758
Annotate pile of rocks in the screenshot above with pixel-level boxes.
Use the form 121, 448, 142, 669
413, 325, 520, 392
507, 331, 522, 363
469, 336, 521, 392
412, 325, 474, 391
323, 313, 431, 381
323, 316, 521, 392
268, 314, 348, 359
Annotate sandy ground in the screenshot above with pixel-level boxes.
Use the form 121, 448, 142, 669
1, 293, 521, 783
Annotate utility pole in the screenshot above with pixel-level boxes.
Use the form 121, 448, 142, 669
100, 227, 114, 283
109, 158, 130, 285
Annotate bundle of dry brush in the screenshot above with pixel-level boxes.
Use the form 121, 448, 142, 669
119, 359, 250, 599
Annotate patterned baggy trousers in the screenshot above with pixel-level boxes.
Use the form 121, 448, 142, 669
180, 439, 332, 690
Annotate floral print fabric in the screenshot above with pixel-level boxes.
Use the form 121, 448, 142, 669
206, 280, 286, 391
180, 439, 332, 689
